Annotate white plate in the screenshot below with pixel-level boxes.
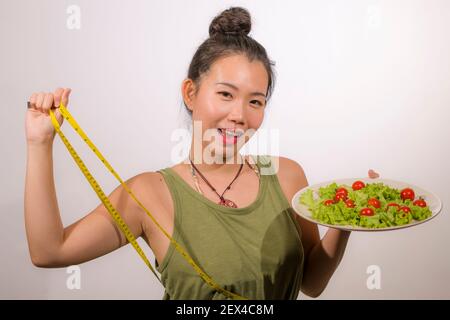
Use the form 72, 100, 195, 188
291, 178, 443, 232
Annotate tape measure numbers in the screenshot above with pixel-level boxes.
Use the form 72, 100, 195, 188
49, 102, 247, 300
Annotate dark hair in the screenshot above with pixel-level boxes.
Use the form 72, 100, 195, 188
183, 7, 276, 115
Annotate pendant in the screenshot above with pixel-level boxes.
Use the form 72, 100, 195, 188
219, 198, 238, 208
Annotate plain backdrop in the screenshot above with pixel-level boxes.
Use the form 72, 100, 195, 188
1, 0, 449, 299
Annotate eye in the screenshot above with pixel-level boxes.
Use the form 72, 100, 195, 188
218, 91, 232, 98
251, 100, 263, 106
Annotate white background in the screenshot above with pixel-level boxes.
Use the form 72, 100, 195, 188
1, 0, 449, 299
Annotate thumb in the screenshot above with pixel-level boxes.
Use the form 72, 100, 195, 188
53, 107, 64, 126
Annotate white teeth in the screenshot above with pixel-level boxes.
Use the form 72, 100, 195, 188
225, 130, 237, 137
219, 129, 243, 137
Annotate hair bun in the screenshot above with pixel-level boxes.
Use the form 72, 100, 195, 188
209, 7, 251, 37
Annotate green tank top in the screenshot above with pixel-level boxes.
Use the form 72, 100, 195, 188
155, 155, 304, 300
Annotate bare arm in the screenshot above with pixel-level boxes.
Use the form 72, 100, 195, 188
299, 226, 351, 298
279, 157, 379, 297
24, 88, 148, 268
25, 142, 147, 267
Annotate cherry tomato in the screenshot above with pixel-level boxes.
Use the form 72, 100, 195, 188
345, 199, 355, 208
367, 198, 381, 209
401, 188, 415, 201
413, 199, 427, 207
352, 181, 365, 191
360, 207, 374, 216
323, 199, 335, 206
386, 203, 400, 211
334, 193, 347, 202
398, 206, 411, 218
335, 188, 348, 197
399, 206, 411, 214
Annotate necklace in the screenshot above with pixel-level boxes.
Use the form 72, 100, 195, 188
188, 156, 258, 208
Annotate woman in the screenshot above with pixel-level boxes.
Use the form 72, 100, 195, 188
24, 7, 379, 299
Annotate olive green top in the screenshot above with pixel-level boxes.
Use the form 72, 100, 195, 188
155, 155, 304, 300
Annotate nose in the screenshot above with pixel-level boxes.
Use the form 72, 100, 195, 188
227, 102, 245, 124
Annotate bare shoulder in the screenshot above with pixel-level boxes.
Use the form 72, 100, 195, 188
125, 172, 162, 197
136, 171, 167, 189
272, 156, 309, 191
131, 171, 174, 229
132, 171, 172, 207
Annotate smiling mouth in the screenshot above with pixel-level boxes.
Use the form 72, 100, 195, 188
217, 128, 244, 145
217, 128, 244, 138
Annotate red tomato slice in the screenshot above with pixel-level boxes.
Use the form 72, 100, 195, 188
360, 207, 374, 216
413, 199, 427, 207
336, 187, 348, 197
352, 181, 365, 191
334, 193, 347, 202
345, 199, 355, 208
399, 206, 411, 214
398, 206, 411, 218
401, 188, 415, 201
368, 198, 381, 209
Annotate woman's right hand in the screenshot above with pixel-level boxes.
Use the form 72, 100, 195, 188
25, 88, 71, 145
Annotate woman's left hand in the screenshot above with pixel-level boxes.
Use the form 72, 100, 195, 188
368, 169, 380, 179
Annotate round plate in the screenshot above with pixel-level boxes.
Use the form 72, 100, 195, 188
291, 178, 443, 232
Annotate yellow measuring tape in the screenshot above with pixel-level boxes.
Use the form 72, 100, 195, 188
49, 102, 247, 300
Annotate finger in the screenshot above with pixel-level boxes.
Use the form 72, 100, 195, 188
61, 88, 71, 107
35, 92, 45, 113
368, 169, 380, 179
43, 92, 54, 113
54, 107, 63, 124
28, 93, 37, 109
53, 87, 64, 107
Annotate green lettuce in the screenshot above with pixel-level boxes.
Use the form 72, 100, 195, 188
299, 182, 432, 229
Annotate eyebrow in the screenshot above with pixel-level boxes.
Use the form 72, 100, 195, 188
215, 82, 266, 99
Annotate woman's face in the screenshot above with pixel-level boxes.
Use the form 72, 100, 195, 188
182, 54, 269, 163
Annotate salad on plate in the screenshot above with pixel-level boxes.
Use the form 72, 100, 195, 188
296, 179, 438, 230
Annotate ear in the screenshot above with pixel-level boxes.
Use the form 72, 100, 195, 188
181, 78, 197, 112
